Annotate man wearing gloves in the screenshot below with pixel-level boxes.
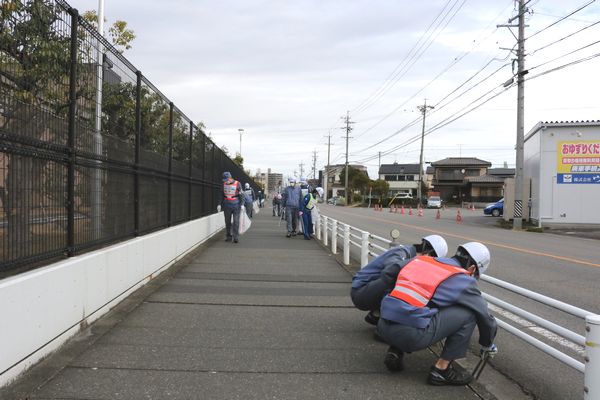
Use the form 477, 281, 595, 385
377, 242, 497, 386
350, 235, 448, 326
221, 171, 243, 243
299, 187, 323, 240
281, 177, 302, 238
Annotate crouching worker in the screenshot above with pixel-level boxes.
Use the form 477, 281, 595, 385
377, 242, 497, 386
350, 235, 448, 326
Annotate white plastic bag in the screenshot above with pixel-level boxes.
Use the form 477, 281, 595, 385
239, 206, 252, 235
253, 201, 259, 215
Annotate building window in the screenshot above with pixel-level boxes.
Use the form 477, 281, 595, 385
384, 175, 398, 181
406, 175, 414, 181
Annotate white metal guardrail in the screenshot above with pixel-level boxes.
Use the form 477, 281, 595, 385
315, 213, 599, 399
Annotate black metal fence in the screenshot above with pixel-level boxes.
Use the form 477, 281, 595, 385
0, 0, 258, 274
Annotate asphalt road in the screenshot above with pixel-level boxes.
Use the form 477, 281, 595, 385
318, 204, 600, 400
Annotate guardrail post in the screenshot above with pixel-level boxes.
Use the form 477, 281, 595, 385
343, 224, 350, 265
323, 216, 328, 246
315, 215, 321, 240
360, 231, 369, 268
331, 220, 337, 254
585, 314, 600, 399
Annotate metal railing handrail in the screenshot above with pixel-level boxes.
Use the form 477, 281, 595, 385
314, 212, 599, 399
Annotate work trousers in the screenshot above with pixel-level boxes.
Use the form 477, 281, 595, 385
377, 305, 477, 361
350, 279, 391, 312
223, 205, 241, 241
301, 210, 313, 238
285, 206, 298, 233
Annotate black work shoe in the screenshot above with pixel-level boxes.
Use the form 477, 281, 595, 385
225, 237, 232, 242
286, 233, 291, 238
383, 347, 404, 372
291, 231, 297, 236
364, 310, 380, 326
427, 364, 473, 386
233, 239, 238, 243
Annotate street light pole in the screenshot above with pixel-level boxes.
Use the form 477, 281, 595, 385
238, 128, 244, 157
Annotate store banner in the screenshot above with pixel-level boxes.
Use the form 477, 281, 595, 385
557, 140, 600, 184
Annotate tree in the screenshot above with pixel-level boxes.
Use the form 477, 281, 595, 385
82, 10, 135, 53
339, 166, 370, 203
371, 179, 390, 202
233, 152, 243, 168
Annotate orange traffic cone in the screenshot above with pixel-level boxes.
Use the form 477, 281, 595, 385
436, 209, 441, 219
456, 209, 462, 223
409, 207, 413, 216
418, 208, 423, 217
471, 203, 475, 211
401, 206, 405, 215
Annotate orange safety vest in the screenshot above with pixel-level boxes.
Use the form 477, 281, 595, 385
389, 256, 467, 308
223, 180, 240, 201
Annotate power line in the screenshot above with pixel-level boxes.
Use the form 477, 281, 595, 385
529, 18, 600, 56
526, 0, 596, 40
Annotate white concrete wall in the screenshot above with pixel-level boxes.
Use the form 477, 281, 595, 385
0, 213, 225, 388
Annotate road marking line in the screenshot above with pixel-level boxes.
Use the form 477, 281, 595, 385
488, 304, 584, 355
328, 209, 600, 268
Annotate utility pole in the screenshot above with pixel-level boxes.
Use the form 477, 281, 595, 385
323, 131, 333, 201
417, 100, 434, 206
299, 161, 305, 178
499, 0, 527, 229
341, 111, 354, 205
312, 149, 318, 179
378, 151, 381, 173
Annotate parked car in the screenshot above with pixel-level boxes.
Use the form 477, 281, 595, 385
483, 198, 504, 217
327, 196, 338, 205
396, 192, 413, 199
427, 196, 442, 208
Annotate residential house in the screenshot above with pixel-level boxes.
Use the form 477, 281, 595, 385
378, 163, 421, 197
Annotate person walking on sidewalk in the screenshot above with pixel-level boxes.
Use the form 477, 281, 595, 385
299, 187, 323, 240
221, 171, 243, 243
243, 182, 255, 218
350, 235, 448, 326
282, 177, 301, 238
377, 242, 498, 386
272, 191, 282, 217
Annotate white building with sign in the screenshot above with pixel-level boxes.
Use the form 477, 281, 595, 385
524, 121, 600, 226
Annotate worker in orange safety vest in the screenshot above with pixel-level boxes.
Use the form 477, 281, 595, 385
377, 242, 498, 386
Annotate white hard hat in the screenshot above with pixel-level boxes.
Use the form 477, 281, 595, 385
245, 183, 250, 189
300, 176, 307, 183
456, 242, 491, 275
288, 177, 296, 184
315, 187, 324, 197
422, 234, 448, 258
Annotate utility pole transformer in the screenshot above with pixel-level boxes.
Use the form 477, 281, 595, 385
417, 100, 434, 206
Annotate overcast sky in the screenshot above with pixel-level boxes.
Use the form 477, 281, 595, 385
69, 0, 600, 180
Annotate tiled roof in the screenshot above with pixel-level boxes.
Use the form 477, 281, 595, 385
379, 163, 420, 174
431, 157, 491, 167
488, 168, 515, 176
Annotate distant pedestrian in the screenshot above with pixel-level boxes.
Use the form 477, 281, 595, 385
243, 183, 255, 218
282, 177, 301, 237
221, 171, 243, 243
272, 191, 282, 217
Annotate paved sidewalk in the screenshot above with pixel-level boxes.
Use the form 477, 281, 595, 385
3, 210, 506, 399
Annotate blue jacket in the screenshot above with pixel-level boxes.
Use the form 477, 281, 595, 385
351, 245, 417, 289
380, 257, 497, 347
282, 185, 302, 209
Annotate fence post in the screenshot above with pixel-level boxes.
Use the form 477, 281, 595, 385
585, 314, 600, 399
331, 219, 337, 254
322, 216, 328, 246
188, 121, 193, 220
315, 215, 321, 240
66, 8, 79, 257
343, 224, 350, 265
167, 102, 174, 226
360, 231, 369, 268
134, 71, 141, 235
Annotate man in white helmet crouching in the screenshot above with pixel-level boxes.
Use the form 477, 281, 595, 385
377, 242, 497, 386
350, 235, 448, 325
